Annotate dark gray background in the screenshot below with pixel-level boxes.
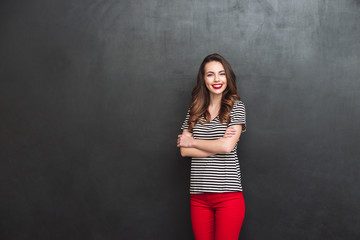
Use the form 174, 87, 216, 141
1, 0, 359, 239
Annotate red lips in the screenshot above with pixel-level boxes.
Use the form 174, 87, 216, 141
212, 84, 223, 89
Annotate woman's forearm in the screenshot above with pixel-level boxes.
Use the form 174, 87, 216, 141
178, 125, 241, 156
192, 138, 232, 154
180, 147, 215, 158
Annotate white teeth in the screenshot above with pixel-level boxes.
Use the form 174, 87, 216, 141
213, 84, 222, 87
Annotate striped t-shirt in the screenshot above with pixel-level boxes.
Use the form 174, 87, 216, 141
181, 100, 246, 194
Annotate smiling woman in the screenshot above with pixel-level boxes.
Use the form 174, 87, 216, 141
204, 61, 227, 95
177, 53, 247, 240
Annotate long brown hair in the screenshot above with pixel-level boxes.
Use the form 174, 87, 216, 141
187, 53, 240, 132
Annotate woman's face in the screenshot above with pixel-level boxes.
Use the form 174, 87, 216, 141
204, 61, 227, 96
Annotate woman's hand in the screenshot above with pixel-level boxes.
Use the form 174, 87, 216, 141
223, 126, 236, 138
177, 131, 195, 148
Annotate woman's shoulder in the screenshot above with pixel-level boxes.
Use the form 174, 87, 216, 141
232, 100, 245, 109
230, 100, 246, 116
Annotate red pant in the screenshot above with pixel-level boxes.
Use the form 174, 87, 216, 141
190, 192, 245, 240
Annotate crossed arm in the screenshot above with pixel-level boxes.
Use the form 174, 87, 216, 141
177, 124, 243, 158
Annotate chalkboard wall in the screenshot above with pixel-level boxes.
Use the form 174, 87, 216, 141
1, 0, 360, 239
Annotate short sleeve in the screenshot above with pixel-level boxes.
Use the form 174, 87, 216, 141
228, 101, 246, 132
180, 108, 190, 131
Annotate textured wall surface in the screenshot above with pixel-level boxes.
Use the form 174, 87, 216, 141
1, 0, 360, 239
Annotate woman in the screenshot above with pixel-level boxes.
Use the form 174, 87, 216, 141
177, 53, 246, 240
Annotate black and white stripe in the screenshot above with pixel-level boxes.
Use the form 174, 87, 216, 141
181, 100, 246, 194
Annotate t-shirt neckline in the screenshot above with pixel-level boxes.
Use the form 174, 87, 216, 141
210, 116, 219, 122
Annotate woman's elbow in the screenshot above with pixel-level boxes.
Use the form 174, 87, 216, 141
180, 148, 187, 157
223, 143, 236, 154
223, 146, 233, 154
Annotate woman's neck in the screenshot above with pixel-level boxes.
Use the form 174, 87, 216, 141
209, 94, 222, 108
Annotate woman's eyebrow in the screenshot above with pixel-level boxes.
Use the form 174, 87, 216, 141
206, 70, 225, 73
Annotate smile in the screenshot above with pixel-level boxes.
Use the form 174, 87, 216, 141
212, 84, 223, 89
